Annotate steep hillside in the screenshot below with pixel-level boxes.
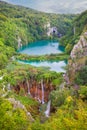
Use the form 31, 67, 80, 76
60, 9, 87, 84
68, 32, 87, 83
0, 1, 75, 69
0, 1, 75, 49
0, 40, 15, 69
60, 10, 87, 54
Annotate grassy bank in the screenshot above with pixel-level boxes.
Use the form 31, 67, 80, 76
16, 53, 69, 62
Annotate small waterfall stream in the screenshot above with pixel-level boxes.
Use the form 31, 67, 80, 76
44, 100, 51, 117
18, 36, 22, 49
35, 85, 38, 98
41, 79, 44, 104
27, 80, 30, 95
37, 85, 41, 103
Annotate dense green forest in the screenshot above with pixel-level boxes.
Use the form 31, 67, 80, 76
0, 1, 87, 130
0, 1, 75, 49
0, 1, 75, 68
60, 10, 87, 54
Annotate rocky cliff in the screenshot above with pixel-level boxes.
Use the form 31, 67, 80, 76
71, 34, 87, 59
68, 32, 87, 83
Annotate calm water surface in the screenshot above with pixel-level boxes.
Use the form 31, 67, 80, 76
18, 60, 66, 72
18, 40, 66, 72
18, 40, 64, 56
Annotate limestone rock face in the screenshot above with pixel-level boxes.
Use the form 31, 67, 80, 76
71, 35, 87, 59
44, 22, 58, 36
68, 33, 87, 83
8, 98, 34, 121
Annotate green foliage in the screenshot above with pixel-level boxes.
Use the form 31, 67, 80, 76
0, 1, 75, 49
2, 61, 63, 90
52, 78, 63, 86
0, 1, 87, 130
29, 99, 87, 130
79, 86, 87, 99
49, 14, 75, 35
0, 97, 29, 130
50, 90, 66, 107
47, 101, 87, 130
0, 40, 15, 69
75, 66, 87, 85
60, 10, 87, 54
65, 43, 73, 54
16, 53, 69, 62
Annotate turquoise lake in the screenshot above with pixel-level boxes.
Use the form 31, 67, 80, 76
18, 40, 66, 72
18, 60, 66, 73
18, 40, 64, 55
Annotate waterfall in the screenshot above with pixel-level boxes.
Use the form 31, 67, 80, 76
35, 85, 37, 97
18, 36, 22, 49
41, 79, 44, 104
37, 85, 41, 103
27, 80, 30, 95
44, 100, 51, 117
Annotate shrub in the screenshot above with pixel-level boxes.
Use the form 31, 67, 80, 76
75, 65, 87, 85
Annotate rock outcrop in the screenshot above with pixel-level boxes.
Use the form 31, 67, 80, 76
68, 33, 87, 83
71, 35, 87, 59
8, 98, 34, 122
44, 22, 58, 36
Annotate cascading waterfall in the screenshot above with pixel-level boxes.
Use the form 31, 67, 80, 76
35, 85, 38, 98
27, 80, 30, 95
44, 100, 51, 117
18, 36, 22, 49
41, 79, 44, 104
37, 85, 41, 103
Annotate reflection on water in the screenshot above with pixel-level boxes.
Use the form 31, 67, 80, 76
18, 60, 66, 72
